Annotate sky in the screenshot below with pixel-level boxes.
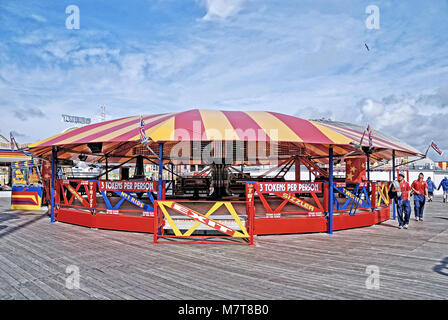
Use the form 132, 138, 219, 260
0, 0, 448, 160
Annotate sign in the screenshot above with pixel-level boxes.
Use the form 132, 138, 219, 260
98, 180, 157, 192
12, 168, 27, 185
28, 166, 40, 185
61, 114, 91, 125
278, 192, 320, 212
12, 160, 41, 186
256, 182, 322, 194
113, 191, 153, 211
334, 185, 370, 209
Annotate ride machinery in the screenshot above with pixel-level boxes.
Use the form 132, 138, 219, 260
28, 109, 422, 244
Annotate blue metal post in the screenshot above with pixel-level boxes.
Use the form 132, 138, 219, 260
157, 143, 164, 235
367, 154, 371, 182
50, 146, 57, 223
392, 150, 396, 220
158, 143, 163, 200
328, 146, 334, 234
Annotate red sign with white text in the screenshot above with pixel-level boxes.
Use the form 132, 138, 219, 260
256, 182, 322, 194
98, 180, 157, 192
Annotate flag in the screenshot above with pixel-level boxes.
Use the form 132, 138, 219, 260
366, 124, 373, 149
9, 132, 18, 150
345, 156, 367, 183
139, 116, 148, 145
430, 141, 443, 155
436, 161, 447, 170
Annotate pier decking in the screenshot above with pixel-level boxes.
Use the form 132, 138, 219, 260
0, 196, 446, 299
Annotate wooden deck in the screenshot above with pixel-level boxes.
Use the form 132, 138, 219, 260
0, 196, 447, 300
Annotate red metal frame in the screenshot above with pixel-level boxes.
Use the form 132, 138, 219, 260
53, 179, 391, 240
250, 181, 326, 218
56, 179, 97, 212
54, 179, 165, 233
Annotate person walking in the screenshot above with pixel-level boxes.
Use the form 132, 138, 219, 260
391, 173, 411, 229
426, 177, 436, 202
438, 176, 448, 203
411, 173, 429, 221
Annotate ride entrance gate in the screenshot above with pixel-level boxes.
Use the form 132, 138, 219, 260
153, 199, 254, 245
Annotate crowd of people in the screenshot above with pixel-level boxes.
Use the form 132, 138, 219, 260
390, 173, 447, 230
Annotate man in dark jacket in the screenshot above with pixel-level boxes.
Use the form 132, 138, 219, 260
438, 177, 448, 203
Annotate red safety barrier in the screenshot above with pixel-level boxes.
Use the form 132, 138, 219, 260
53, 179, 391, 238
54, 179, 165, 233
56, 179, 97, 211
250, 181, 325, 218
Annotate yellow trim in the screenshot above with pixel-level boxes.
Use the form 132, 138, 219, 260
10, 204, 42, 210
377, 183, 390, 206
11, 194, 39, 204
183, 202, 223, 236
158, 202, 182, 236
224, 202, 249, 237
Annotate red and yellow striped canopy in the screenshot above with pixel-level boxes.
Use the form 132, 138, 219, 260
0, 149, 32, 162
28, 109, 421, 163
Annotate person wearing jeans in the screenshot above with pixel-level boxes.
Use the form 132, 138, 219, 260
438, 176, 448, 203
411, 173, 429, 221
392, 173, 411, 229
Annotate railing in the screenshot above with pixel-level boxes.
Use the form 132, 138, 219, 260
247, 181, 326, 218
55, 179, 97, 212
373, 181, 390, 208
332, 181, 391, 215
53, 178, 391, 238
153, 199, 254, 245
247, 181, 391, 219
55, 179, 165, 217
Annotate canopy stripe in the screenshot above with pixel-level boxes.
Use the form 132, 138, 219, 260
28, 109, 422, 162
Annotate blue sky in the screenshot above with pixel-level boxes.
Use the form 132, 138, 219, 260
1, 0, 448, 160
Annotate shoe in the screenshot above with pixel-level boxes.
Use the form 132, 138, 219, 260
415, 218, 419, 221
420, 218, 423, 222
404, 224, 408, 229
398, 226, 403, 229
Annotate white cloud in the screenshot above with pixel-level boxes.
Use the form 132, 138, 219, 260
200, 0, 245, 21
30, 14, 46, 23
1, 0, 448, 159
356, 90, 448, 160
